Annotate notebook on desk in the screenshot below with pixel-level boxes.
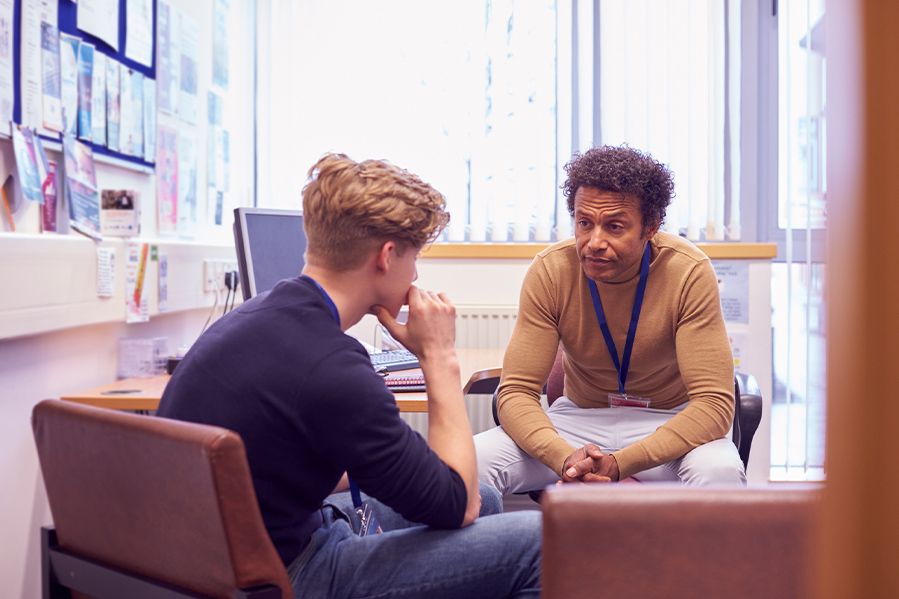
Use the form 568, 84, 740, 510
383, 372, 426, 393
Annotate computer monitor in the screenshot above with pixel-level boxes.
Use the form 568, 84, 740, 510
233, 208, 307, 301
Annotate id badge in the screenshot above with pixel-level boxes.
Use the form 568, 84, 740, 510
355, 502, 383, 536
608, 393, 651, 408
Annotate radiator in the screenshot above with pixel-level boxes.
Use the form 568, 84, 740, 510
400, 305, 518, 435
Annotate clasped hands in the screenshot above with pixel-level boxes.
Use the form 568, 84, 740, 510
560, 443, 620, 484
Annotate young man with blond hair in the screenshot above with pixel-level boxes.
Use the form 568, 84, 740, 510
159, 153, 541, 598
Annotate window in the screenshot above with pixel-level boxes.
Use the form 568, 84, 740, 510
766, 0, 827, 481
257, 0, 565, 242
257, 1, 738, 243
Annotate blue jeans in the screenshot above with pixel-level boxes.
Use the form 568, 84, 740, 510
288, 483, 541, 598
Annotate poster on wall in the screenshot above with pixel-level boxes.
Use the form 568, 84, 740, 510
156, 1, 179, 115
40, 22, 63, 133
23, 0, 59, 135
212, 0, 229, 89
59, 33, 80, 136
125, 0, 153, 67
77, 41, 95, 140
714, 261, 750, 325
90, 52, 107, 144
156, 124, 178, 234
105, 57, 121, 151
178, 13, 199, 124
177, 133, 198, 236
76, 0, 120, 51
143, 78, 156, 161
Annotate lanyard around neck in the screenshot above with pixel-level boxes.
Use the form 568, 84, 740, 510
302, 275, 370, 507
301, 275, 341, 328
586, 242, 651, 395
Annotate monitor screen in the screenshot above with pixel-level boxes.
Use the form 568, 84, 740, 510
233, 208, 307, 301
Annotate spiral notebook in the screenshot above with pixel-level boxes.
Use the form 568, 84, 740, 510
383, 373, 426, 393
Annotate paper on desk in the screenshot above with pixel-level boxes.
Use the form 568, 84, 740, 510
97, 246, 115, 297
76, 0, 119, 51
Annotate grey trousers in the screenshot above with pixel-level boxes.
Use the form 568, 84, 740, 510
475, 397, 747, 495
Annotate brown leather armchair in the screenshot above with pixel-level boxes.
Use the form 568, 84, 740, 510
32, 399, 292, 598
542, 484, 818, 599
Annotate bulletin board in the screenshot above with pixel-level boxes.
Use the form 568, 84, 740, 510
10, 0, 157, 168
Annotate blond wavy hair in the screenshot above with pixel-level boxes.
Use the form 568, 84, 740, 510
302, 153, 450, 270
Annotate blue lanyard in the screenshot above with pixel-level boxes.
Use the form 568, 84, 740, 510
302, 275, 366, 507
301, 275, 341, 328
586, 242, 651, 395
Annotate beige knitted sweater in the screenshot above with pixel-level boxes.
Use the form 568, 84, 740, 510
496, 231, 734, 479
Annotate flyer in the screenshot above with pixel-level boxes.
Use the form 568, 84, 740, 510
63, 134, 101, 240
77, 41, 95, 140
106, 57, 121, 151
40, 21, 63, 132
59, 33, 79, 136
90, 52, 107, 144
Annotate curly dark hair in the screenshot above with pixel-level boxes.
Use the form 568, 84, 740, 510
563, 145, 674, 232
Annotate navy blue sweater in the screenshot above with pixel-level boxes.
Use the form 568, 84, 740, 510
157, 276, 467, 564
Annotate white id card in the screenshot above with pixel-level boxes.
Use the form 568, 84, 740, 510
608, 393, 651, 408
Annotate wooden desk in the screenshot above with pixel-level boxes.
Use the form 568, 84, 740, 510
60, 348, 505, 413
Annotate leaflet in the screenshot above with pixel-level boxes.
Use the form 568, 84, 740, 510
77, 41, 95, 140
59, 33, 80, 136
63, 134, 101, 240
106, 57, 121, 151
142, 78, 156, 162
125, 0, 153, 67
90, 52, 107, 145
76, 0, 119, 51
178, 13, 199, 124
40, 22, 63, 132
22, 0, 59, 135
12, 126, 43, 203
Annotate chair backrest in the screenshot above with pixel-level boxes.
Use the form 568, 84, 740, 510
32, 399, 292, 599
735, 371, 763, 467
542, 484, 818, 599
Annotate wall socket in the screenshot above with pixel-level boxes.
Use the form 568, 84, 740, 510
203, 259, 238, 292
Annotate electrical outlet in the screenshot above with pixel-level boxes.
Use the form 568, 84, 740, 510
204, 259, 240, 292
203, 259, 219, 292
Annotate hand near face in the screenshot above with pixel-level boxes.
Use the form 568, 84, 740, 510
560, 443, 620, 483
372, 285, 456, 360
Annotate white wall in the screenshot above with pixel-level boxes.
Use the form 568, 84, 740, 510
0, 309, 209, 598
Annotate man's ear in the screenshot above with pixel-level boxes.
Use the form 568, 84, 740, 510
642, 220, 660, 240
374, 240, 396, 273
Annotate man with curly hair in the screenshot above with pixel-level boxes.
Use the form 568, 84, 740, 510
159, 153, 541, 597
476, 145, 745, 491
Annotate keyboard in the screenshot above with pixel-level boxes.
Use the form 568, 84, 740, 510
369, 348, 420, 372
